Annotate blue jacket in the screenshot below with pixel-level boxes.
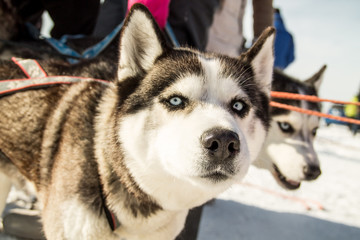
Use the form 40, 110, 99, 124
274, 12, 295, 69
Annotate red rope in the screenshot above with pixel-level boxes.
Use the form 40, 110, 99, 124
271, 91, 360, 106
240, 182, 325, 211
270, 101, 360, 125
270, 91, 360, 125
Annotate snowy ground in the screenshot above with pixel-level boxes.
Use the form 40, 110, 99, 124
1, 124, 360, 239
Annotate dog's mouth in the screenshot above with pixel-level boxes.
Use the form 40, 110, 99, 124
200, 169, 231, 183
273, 164, 301, 190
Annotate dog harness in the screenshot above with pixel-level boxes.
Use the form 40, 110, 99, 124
0, 58, 108, 97
1, 58, 120, 231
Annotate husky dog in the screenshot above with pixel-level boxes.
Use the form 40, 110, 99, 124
253, 66, 326, 189
0, 4, 275, 239
0, 2, 326, 194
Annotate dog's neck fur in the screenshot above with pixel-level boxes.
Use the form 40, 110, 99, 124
95, 84, 161, 219
93, 84, 191, 239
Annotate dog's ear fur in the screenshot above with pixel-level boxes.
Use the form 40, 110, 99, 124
305, 65, 327, 92
242, 27, 275, 96
117, 4, 169, 81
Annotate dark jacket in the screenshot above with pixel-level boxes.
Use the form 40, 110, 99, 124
274, 11, 295, 69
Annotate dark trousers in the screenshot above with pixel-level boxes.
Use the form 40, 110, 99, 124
93, 0, 220, 51
10, 0, 100, 39
168, 0, 219, 51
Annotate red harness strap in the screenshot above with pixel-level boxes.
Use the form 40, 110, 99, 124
0, 58, 108, 97
12, 57, 48, 78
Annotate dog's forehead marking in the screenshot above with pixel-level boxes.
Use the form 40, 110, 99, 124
165, 56, 247, 104
298, 87, 320, 137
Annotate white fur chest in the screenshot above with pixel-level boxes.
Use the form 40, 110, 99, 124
61, 199, 187, 240
113, 207, 188, 240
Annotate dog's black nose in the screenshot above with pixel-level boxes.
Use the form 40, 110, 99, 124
303, 164, 321, 180
201, 128, 240, 161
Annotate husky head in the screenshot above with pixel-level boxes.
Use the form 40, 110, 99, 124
254, 66, 326, 190
100, 4, 274, 210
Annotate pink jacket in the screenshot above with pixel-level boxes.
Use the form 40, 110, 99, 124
128, 0, 170, 29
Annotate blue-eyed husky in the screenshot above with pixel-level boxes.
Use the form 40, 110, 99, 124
254, 66, 326, 189
0, 4, 275, 239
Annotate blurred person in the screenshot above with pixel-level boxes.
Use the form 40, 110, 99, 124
273, 8, 295, 69
93, 0, 170, 38
206, 0, 273, 57
344, 96, 358, 119
4, 0, 100, 39
345, 89, 360, 134
127, 0, 170, 30
168, 0, 219, 51
93, 0, 219, 51
92, 0, 128, 38
93, 0, 273, 56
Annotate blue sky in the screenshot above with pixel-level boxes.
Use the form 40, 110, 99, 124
245, 0, 360, 107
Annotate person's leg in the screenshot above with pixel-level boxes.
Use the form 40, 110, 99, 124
3, 208, 45, 240
92, 0, 128, 38
175, 206, 204, 240
41, 0, 100, 38
0, 173, 12, 217
168, 0, 219, 51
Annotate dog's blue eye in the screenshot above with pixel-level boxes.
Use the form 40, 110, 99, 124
169, 97, 182, 106
162, 95, 188, 110
278, 122, 294, 133
233, 101, 244, 112
280, 122, 290, 130
231, 100, 249, 117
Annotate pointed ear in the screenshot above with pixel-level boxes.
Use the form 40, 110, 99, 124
117, 4, 169, 80
242, 27, 275, 96
304, 65, 327, 92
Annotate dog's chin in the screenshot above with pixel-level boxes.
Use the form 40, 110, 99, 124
200, 170, 232, 183
272, 164, 301, 190
196, 163, 243, 186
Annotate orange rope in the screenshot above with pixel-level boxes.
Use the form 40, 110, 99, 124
270, 101, 360, 125
271, 91, 360, 106
240, 182, 325, 211
270, 91, 360, 125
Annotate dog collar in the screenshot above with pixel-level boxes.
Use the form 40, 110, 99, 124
100, 184, 121, 231
102, 200, 121, 231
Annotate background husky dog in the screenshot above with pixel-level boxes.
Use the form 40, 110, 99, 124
254, 66, 326, 190
0, 4, 275, 240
